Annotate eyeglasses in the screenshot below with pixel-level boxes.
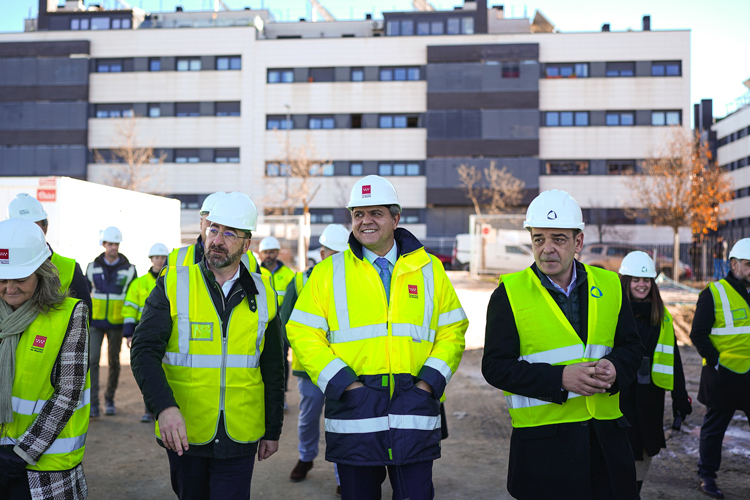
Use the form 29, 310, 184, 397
207, 227, 248, 243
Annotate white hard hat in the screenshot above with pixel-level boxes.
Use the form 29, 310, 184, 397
148, 243, 170, 257
206, 192, 258, 231
347, 175, 402, 212
619, 251, 657, 278
0, 218, 51, 279
318, 224, 350, 252
259, 236, 281, 252
200, 191, 226, 214
7, 193, 48, 223
524, 189, 585, 231
100, 226, 123, 244
729, 239, 750, 261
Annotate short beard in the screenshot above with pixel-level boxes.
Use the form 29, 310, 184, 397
207, 244, 245, 269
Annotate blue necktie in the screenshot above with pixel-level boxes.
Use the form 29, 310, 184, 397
375, 257, 391, 303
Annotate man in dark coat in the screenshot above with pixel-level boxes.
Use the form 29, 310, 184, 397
482, 190, 643, 500
690, 238, 750, 499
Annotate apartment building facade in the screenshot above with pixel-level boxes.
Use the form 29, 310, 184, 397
0, 0, 691, 242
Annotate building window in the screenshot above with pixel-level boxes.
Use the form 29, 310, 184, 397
387, 20, 400, 36
96, 59, 123, 72
462, 17, 474, 34
651, 111, 681, 126
380, 67, 420, 81
606, 112, 635, 126
502, 63, 520, 78
351, 68, 364, 81
177, 58, 201, 71
447, 18, 460, 35
431, 22, 444, 35
149, 58, 161, 71
268, 69, 294, 83
315, 163, 335, 176
545, 160, 590, 175
351, 114, 362, 129
377, 162, 420, 176
417, 22, 430, 35
545, 111, 588, 127
401, 20, 414, 36
403, 215, 420, 224
266, 117, 293, 130
71, 19, 80, 30
605, 62, 635, 77
266, 162, 291, 176
310, 213, 335, 223
607, 161, 636, 175
379, 164, 393, 176
216, 56, 241, 71
112, 19, 121, 29
406, 163, 420, 176
350, 163, 363, 176
651, 61, 681, 77
545, 63, 588, 78
215, 148, 240, 163
216, 102, 241, 117
95, 104, 134, 118
148, 104, 161, 117
175, 103, 200, 117
90, 17, 111, 30
379, 115, 419, 128
309, 116, 335, 129
175, 149, 200, 163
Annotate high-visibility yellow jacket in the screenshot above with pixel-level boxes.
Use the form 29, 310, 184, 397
169, 239, 260, 273
51, 252, 76, 294
158, 264, 277, 444
86, 254, 137, 329
261, 262, 295, 306
651, 308, 676, 390
502, 265, 623, 428
707, 279, 750, 373
286, 229, 468, 465
2, 298, 90, 471
122, 270, 158, 335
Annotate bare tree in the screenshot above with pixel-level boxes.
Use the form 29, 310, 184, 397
627, 128, 733, 281
93, 116, 165, 192
456, 161, 525, 218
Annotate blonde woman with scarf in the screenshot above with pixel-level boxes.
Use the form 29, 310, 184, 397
0, 218, 90, 500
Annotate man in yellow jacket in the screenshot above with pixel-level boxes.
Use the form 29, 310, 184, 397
287, 175, 467, 500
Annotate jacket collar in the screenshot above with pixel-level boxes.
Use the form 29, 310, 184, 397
724, 271, 750, 302
347, 228, 428, 271
531, 260, 588, 294
94, 252, 130, 267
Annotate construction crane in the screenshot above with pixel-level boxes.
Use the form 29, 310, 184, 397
309, 0, 335, 22
412, 0, 435, 11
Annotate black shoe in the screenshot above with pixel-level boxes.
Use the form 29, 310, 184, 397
104, 400, 116, 416
289, 460, 313, 482
700, 477, 725, 499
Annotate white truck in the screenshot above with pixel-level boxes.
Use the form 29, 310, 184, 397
453, 229, 535, 274
0, 176, 181, 276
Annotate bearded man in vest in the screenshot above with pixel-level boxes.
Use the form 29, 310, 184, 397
287, 175, 468, 500
481, 189, 643, 500
690, 238, 750, 499
130, 192, 285, 500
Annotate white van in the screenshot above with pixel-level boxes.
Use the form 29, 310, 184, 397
453, 230, 534, 274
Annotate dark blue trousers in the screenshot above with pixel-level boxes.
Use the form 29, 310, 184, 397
337, 461, 434, 500
167, 450, 255, 500
698, 407, 750, 479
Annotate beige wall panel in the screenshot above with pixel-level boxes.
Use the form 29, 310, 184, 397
540, 126, 684, 159
89, 72, 242, 103
264, 82, 426, 114
722, 198, 750, 221
727, 165, 750, 190
539, 176, 631, 208
718, 137, 750, 166
87, 162, 241, 194
713, 105, 750, 138
263, 130, 426, 161
539, 78, 688, 111
88, 117, 242, 148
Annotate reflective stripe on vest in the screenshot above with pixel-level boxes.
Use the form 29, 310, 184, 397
651, 307, 676, 390
708, 280, 750, 373
502, 265, 622, 428
325, 414, 441, 434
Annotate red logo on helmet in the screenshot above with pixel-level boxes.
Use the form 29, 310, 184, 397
32, 335, 47, 353
408, 285, 418, 298
0, 249, 8, 260
362, 185, 371, 198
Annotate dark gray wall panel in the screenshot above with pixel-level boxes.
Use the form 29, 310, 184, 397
590, 159, 607, 175
425, 206, 476, 237
0, 102, 87, 130
427, 43, 539, 63
427, 91, 538, 109
334, 114, 350, 128
334, 67, 350, 82
364, 67, 379, 81
293, 67, 308, 82
0, 41, 90, 57
427, 139, 538, 157
635, 61, 651, 77
0, 57, 89, 86
199, 102, 215, 116
161, 57, 176, 71
426, 110, 481, 139
160, 102, 175, 117
482, 110, 539, 139
361, 114, 379, 128
201, 56, 215, 71
134, 57, 149, 72
426, 157, 540, 190
590, 62, 606, 78
636, 110, 652, 126
0, 86, 88, 101
590, 111, 607, 126
132, 103, 148, 117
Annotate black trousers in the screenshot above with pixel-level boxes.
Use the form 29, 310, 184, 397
698, 407, 750, 479
337, 461, 434, 500
167, 450, 255, 500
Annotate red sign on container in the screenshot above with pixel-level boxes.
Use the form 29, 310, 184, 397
37, 189, 56, 202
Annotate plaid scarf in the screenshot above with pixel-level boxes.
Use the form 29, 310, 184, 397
0, 299, 40, 425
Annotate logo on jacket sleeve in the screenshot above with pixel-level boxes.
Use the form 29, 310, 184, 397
408, 285, 419, 298
362, 185, 371, 198
0, 249, 8, 264
31, 335, 47, 353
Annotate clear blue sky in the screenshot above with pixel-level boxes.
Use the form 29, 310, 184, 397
2, 0, 749, 119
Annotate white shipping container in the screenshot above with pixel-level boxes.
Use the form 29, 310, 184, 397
0, 176, 181, 277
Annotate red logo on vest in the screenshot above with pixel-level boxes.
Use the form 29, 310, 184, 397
362, 185, 371, 198
32, 335, 47, 353
0, 249, 8, 265
408, 285, 418, 298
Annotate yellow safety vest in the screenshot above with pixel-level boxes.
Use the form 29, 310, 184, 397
261, 264, 296, 306
502, 265, 623, 428
707, 280, 750, 373
159, 265, 277, 444
87, 263, 136, 326
122, 271, 157, 325
294, 271, 308, 296
50, 253, 75, 294
169, 244, 260, 273
2, 298, 90, 471
290, 271, 310, 376
652, 308, 676, 390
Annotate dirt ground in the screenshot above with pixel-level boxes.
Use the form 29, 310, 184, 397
83, 273, 750, 499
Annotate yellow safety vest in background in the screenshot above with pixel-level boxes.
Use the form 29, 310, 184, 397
159, 265, 277, 444
708, 280, 750, 373
50, 253, 75, 294
261, 264, 295, 305
2, 298, 90, 471
502, 265, 623, 428
122, 271, 157, 325
652, 307, 676, 390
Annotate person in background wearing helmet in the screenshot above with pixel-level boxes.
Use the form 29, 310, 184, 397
281, 224, 349, 492
167, 191, 261, 273
481, 189, 643, 500
7, 193, 92, 316
689, 238, 750, 499
287, 176, 468, 500
0, 218, 90, 500
618, 251, 691, 499
122, 243, 169, 424
130, 192, 285, 500
85, 226, 137, 418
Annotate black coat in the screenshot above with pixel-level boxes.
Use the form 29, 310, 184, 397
690, 272, 750, 413
482, 262, 643, 500
619, 302, 690, 459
